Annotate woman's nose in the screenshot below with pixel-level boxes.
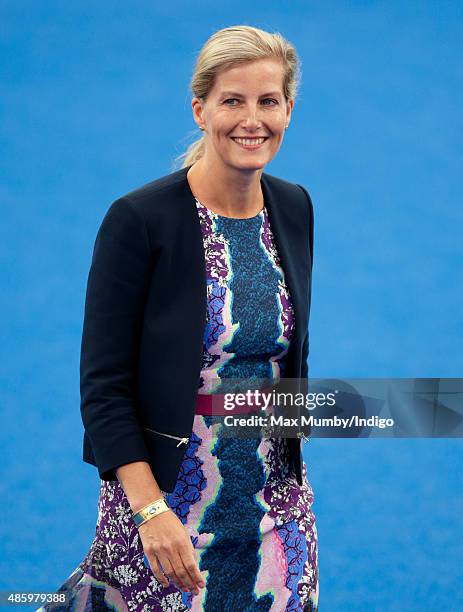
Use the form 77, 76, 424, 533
240, 107, 262, 128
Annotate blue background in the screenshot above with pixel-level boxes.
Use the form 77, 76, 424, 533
1, 1, 462, 610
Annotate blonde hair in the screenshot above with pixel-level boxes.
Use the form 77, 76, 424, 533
171, 25, 301, 171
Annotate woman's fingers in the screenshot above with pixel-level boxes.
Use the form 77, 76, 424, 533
170, 549, 201, 595
145, 552, 169, 588
146, 547, 204, 594
179, 542, 206, 591
156, 554, 190, 592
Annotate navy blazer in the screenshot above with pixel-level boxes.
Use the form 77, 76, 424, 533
80, 164, 314, 493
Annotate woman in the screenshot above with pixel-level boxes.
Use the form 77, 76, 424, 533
39, 25, 318, 612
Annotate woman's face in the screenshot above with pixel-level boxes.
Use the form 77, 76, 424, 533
192, 58, 293, 172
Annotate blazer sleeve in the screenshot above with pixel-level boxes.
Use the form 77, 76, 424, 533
296, 184, 315, 379
80, 196, 153, 480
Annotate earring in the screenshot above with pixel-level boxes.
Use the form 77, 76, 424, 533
199, 126, 205, 131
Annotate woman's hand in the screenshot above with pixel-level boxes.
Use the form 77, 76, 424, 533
138, 509, 206, 595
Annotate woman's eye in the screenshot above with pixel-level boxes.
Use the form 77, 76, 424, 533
223, 98, 278, 106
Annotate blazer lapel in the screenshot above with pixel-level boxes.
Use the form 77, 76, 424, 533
261, 173, 304, 371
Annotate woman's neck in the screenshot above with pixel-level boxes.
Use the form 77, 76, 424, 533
186, 158, 265, 219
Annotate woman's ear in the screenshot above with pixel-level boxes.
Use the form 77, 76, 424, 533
191, 97, 206, 131
286, 98, 294, 127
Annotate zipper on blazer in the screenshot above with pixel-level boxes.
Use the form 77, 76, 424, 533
143, 426, 190, 447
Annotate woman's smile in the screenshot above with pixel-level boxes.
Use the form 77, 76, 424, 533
230, 136, 269, 149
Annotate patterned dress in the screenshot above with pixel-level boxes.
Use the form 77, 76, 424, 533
38, 199, 319, 612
